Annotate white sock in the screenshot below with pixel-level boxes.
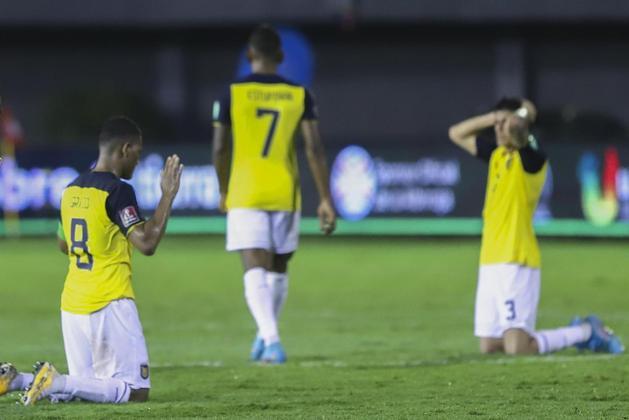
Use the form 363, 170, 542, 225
49, 393, 74, 403
9, 373, 34, 391
56, 375, 131, 403
244, 267, 279, 345
534, 324, 592, 354
266, 271, 289, 319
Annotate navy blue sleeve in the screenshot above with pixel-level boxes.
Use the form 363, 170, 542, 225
475, 136, 497, 163
105, 182, 144, 235
302, 88, 319, 120
518, 135, 547, 174
213, 86, 231, 126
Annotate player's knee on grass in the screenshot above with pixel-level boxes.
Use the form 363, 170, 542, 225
272, 252, 294, 273
128, 388, 149, 402
479, 337, 503, 354
503, 329, 538, 355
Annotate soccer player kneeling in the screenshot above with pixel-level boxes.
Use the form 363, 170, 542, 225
0, 116, 183, 405
448, 98, 624, 356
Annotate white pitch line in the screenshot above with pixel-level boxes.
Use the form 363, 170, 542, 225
152, 361, 224, 368
151, 354, 621, 369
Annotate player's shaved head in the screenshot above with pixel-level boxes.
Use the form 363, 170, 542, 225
249, 24, 283, 63
99, 116, 142, 152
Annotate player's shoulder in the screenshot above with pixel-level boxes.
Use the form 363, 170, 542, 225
232, 73, 305, 89
68, 171, 131, 194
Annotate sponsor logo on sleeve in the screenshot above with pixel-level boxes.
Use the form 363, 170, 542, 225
120, 206, 140, 228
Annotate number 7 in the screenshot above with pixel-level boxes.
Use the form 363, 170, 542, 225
256, 108, 279, 157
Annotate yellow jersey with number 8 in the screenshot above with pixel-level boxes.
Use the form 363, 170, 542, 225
213, 73, 318, 211
59, 172, 145, 314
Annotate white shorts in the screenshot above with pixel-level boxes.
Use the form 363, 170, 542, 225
474, 264, 541, 338
226, 209, 300, 254
61, 299, 150, 389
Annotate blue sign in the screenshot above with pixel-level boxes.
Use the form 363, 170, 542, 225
330, 146, 378, 221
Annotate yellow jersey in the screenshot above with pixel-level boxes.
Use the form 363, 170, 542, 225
476, 137, 548, 268
59, 172, 145, 314
213, 73, 318, 211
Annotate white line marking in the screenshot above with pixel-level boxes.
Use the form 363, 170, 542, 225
151, 354, 621, 369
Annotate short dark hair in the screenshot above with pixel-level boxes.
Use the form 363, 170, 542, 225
492, 97, 523, 112
249, 24, 282, 63
98, 116, 142, 148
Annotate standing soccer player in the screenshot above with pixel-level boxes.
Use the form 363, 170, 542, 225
0, 116, 183, 405
448, 98, 623, 355
212, 25, 336, 364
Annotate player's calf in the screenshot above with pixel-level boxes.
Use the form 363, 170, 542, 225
22, 361, 134, 405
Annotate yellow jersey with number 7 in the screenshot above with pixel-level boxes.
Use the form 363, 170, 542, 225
213, 73, 318, 211
59, 171, 145, 314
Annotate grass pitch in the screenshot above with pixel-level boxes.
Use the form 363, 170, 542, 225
0, 236, 628, 419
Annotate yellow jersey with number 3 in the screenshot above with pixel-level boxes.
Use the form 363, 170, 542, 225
476, 136, 548, 268
213, 73, 318, 211
59, 171, 145, 314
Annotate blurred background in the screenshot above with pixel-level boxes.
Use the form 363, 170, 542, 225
2, 0, 629, 236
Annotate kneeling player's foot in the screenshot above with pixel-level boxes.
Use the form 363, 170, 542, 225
250, 335, 265, 362
260, 342, 287, 364
584, 315, 625, 355
22, 362, 60, 406
0, 363, 17, 396
569, 316, 589, 350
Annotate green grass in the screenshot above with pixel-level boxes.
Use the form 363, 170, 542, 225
1, 236, 628, 418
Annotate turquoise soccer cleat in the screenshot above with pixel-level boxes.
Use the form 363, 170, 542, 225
260, 342, 287, 364
250, 335, 265, 362
584, 315, 625, 354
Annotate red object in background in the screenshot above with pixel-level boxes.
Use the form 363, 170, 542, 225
602, 147, 619, 194
0, 107, 25, 146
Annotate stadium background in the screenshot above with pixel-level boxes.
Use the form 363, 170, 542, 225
2, 0, 629, 237
2, 1, 629, 418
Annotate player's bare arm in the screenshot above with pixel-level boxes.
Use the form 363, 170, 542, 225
212, 124, 232, 212
447, 112, 496, 156
128, 155, 183, 256
301, 119, 336, 235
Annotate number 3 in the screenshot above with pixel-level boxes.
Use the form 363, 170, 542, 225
256, 108, 280, 157
70, 218, 93, 270
505, 299, 516, 321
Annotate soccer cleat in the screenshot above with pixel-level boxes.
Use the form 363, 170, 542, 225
22, 361, 60, 406
584, 315, 625, 355
250, 335, 265, 362
260, 342, 287, 364
0, 363, 17, 396
569, 316, 589, 350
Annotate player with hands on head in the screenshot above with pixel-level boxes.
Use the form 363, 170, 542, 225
213, 24, 336, 364
0, 116, 184, 406
448, 97, 623, 356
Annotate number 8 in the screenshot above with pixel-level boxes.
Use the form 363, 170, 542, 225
70, 218, 94, 270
